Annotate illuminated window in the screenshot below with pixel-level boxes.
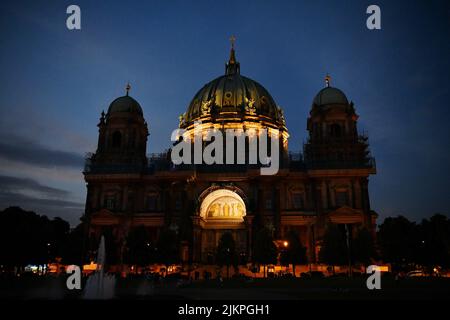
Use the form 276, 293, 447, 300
200, 189, 247, 221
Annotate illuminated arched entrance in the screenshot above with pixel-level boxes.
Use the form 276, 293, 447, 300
199, 189, 246, 222
197, 189, 248, 263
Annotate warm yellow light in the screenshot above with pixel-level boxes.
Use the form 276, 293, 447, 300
83, 262, 98, 271
283, 241, 289, 247
371, 265, 389, 272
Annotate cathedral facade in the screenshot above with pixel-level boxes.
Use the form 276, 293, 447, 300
83, 44, 377, 266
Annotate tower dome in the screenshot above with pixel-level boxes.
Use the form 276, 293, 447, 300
312, 74, 349, 108
313, 87, 348, 106
107, 84, 143, 115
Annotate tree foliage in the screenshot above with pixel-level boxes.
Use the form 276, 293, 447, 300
416, 214, 450, 268
0, 206, 70, 269
377, 215, 419, 265
253, 228, 277, 276
352, 227, 376, 265
319, 224, 347, 267
124, 225, 155, 268
377, 214, 450, 269
280, 230, 307, 276
216, 232, 238, 278
155, 228, 180, 268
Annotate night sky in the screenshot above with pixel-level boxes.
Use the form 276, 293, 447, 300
0, 0, 448, 226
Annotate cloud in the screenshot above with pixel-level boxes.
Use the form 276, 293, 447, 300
0, 175, 84, 225
0, 190, 84, 226
0, 190, 83, 209
0, 175, 70, 198
0, 133, 85, 169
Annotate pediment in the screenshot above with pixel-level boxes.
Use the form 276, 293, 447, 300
327, 206, 364, 224
91, 208, 115, 218
90, 209, 122, 225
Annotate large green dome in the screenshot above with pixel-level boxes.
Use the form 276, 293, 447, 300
181, 47, 286, 130
185, 74, 282, 123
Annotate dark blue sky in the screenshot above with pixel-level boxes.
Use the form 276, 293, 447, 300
0, 0, 449, 225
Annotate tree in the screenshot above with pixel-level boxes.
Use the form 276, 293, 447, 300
156, 228, 180, 275
319, 224, 347, 274
416, 214, 450, 270
216, 232, 238, 278
377, 216, 419, 267
0, 206, 70, 273
124, 225, 155, 271
280, 230, 307, 276
63, 222, 86, 266
46, 216, 70, 261
253, 228, 277, 277
352, 227, 376, 265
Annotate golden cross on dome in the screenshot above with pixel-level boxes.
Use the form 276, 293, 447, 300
325, 74, 331, 87
229, 35, 236, 49
126, 82, 131, 96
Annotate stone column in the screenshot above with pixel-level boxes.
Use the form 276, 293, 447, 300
122, 185, 128, 211
163, 184, 172, 226
84, 183, 92, 216
326, 180, 332, 208
360, 177, 371, 227
257, 184, 264, 222
306, 224, 312, 267
274, 184, 281, 238
245, 215, 254, 261
321, 180, 328, 209
351, 179, 356, 208
191, 216, 203, 263
355, 179, 361, 209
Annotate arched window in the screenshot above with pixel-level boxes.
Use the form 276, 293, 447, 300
146, 193, 159, 211
335, 190, 349, 207
105, 195, 116, 210
292, 192, 304, 210
112, 131, 122, 148
330, 123, 342, 137
129, 129, 136, 148
127, 192, 135, 211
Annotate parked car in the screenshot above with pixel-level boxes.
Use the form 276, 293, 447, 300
406, 270, 426, 277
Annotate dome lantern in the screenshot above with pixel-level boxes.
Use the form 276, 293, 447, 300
225, 35, 240, 75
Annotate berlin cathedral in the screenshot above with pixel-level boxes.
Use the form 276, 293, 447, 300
83, 41, 377, 268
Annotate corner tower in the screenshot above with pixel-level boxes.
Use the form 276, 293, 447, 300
91, 84, 149, 170
304, 75, 374, 170
303, 75, 377, 234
